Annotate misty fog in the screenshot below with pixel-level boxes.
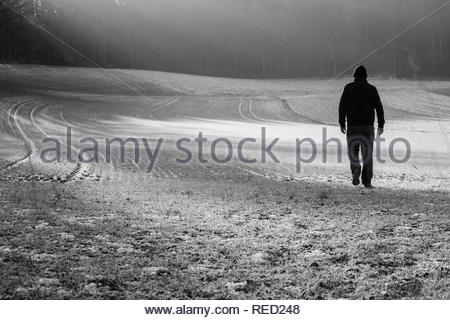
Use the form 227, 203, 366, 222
1, 0, 449, 78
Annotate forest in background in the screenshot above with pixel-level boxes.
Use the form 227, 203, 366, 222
0, 0, 449, 78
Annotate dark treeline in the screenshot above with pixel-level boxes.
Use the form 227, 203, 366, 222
0, 0, 449, 78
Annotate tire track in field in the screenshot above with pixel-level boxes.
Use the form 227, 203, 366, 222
0, 101, 34, 170
61, 104, 141, 175
238, 98, 252, 121
6, 101, 29, 138
124, 97, 175, 174
279, 97, 332, 125
30, 102, 92, 183
179, 97, 263, 179
30, 102, 83, 182
58, 105, 108, 165
58, 105, 129, 182
57, 106, 111, 181
59, 110, 73, 127
0, 102, 8, 141
247, 99, 268, 122
0, 101, 15, 151
238, 98, 265, 122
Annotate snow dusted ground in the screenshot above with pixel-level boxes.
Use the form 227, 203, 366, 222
0, 65, 448, 299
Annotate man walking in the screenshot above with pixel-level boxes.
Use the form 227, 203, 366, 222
339, 65, 385, 188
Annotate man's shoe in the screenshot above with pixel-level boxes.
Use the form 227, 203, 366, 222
352, 173, 360, 186
363, 183, 373, 189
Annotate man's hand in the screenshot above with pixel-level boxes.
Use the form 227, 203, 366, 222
377, 127, 384, 136
340, 126, 346, 134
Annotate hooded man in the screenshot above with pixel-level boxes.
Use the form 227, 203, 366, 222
339, 65, 385, 188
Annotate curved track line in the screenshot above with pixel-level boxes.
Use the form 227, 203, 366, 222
56, 106, 110, 165
248, 99, 268, 122
279, 97, 331, 125
9, 102, 36, 168
61, 105, 138, 174
59, 110, 74, 127
0, 102, 9, 143
30, 103, 51, 137
7, 101, 29, 136
238, 98, 251, 121
31, 102, 90, 182
0, 101, 34, 170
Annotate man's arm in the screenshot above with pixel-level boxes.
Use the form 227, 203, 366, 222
373, 87, 385, 132
338, 86, 348, 133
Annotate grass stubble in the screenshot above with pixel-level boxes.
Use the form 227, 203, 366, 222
0, 171, 448, 300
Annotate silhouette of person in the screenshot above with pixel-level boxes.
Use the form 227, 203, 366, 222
339, 65, 385, 188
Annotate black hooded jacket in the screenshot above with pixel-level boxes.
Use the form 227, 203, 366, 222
339, 78, 385, 129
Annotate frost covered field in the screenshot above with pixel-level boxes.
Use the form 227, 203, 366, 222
0, 64, 449, 299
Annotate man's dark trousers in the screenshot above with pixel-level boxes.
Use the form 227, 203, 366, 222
347, 125, 374, 185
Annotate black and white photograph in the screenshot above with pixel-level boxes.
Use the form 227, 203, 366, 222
0, 0, 449, 317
